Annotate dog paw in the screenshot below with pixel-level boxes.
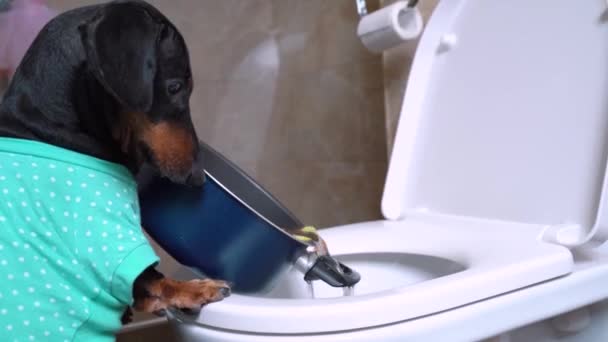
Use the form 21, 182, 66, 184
170, 279, 231, 311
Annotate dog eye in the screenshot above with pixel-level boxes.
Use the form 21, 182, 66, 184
167, 81, 183, 95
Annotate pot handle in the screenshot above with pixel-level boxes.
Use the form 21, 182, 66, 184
303, 255, 361, 288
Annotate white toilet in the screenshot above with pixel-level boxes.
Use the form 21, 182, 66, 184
158, 0, 608, 340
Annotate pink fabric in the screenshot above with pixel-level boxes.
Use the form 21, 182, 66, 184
0, 0, 56, 79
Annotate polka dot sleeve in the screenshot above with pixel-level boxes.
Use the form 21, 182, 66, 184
110, 242, 159, 305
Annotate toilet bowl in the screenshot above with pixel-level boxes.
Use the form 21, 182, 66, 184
167, 219, 573, 339
151, 0, 608, 340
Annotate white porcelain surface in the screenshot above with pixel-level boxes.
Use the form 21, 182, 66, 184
171, 219, 571, 334
171, 254, 608, 341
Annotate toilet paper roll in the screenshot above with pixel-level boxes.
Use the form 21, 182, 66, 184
357, 1, 423, 53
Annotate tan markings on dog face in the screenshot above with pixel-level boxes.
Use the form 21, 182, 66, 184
141, 121, 195, 177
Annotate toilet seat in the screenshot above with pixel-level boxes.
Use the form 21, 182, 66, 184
166, 0, 608, 339
172, 251, 608, 342
172, 218, 572, 334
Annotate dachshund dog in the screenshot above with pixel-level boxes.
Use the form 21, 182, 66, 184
0, 0, 230, 340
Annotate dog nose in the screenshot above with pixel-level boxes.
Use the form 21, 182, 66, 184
186, 170, 205, 187
185, 147, 205, 187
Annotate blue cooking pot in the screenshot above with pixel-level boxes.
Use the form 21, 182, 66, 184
136, 141, 360, 293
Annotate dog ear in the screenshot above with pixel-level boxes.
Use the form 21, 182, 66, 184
79, 2, 159, 112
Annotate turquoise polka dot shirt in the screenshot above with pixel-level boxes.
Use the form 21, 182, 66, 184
0, 138, 160, 341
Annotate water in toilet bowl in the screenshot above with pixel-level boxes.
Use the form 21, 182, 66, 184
259, 252, 464, 300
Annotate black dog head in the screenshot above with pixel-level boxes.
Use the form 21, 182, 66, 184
78, 0, 204, 186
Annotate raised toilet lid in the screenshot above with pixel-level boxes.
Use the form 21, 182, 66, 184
383, 0, 608, 248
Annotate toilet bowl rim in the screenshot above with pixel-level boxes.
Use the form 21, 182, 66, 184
172, 238, 571, 334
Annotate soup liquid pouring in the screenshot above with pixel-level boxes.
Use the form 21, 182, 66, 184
343, 286, 355, 297
306, 281, 316, 299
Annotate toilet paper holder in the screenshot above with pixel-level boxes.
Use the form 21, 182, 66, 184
356, 0, 419, 17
